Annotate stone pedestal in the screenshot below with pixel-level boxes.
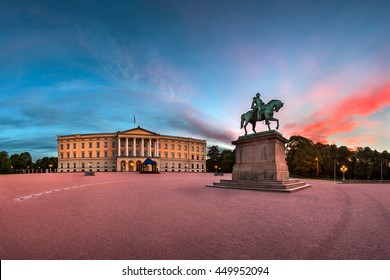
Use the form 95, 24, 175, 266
232, 130, 289, 181
208, 131, 311, 192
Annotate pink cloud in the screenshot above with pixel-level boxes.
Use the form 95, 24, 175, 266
285, 82, 390, 143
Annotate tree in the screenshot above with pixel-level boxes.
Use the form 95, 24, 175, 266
0, 151, 13, 174
220, 149, 235, 173
35, 156, 58, 171
286, 136, 316, 177
10, 152, 33, 172
206, 145, 221, 172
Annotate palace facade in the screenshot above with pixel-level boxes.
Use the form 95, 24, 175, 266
57, 126, 207, 173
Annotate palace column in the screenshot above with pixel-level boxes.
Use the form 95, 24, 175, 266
126, 138, 129, 156
141, 138, 144, 157
156, 139, 159, 157
117, 138, 121, 156
133, 138, 136, 157
148, 139, 152, 157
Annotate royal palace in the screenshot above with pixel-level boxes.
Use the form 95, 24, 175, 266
57, 126, 207, 173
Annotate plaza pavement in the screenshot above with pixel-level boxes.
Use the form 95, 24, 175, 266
0, 172, 389, 260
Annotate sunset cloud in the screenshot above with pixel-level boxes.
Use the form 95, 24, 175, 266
285, 83, 390, 145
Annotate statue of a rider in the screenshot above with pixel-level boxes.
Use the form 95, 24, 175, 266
251, 92, 265, 121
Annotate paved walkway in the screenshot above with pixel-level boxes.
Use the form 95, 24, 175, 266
0, 173, 389, 259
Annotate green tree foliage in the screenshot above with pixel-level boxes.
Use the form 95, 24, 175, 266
35, 157, 58, 170
286, 135, 389, 180
206, 145, 221, 172
220, 149, 235, 173
1, 151, 59, 174
0, 151, 13, 173
286, 136, 316, 177
10, 152, 33, 172
206, 146, 235, 173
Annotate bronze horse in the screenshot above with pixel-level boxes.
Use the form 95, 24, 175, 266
240, 99, 284, 134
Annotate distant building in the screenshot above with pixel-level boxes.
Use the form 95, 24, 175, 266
57, 126, 206, 173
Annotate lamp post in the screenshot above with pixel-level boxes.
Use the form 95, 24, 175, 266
315, 157, 319, 177
49, 164, 52, 173
214, 165, 218, 173
340, 165, 348, 181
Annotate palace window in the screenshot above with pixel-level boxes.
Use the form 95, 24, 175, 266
81, 143, 85, 148
66, 152, 70, 159
97, 151, 100, 158
89, 142, 92, 148
73, 143, 76, 149
104, 142, 108, 148
60, 144, 63, 150
89, 152, 93, 158
73, 152, 76, 158
67, 144, 70, 149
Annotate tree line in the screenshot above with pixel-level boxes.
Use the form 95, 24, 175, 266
206, 146, 235, 173
286, 136, 390, 180
0, 151, 58, 174
206, 135, 389, 180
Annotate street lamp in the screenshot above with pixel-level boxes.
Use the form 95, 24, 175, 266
340, 165, 348, 181
214, 165, 218, 173
315, 157, 319, 177
49, 164, 53, 173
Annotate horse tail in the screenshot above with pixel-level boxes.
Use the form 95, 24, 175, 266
240, 114, 244, 129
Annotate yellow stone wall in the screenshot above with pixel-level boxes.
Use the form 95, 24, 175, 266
57, 127, 206, 173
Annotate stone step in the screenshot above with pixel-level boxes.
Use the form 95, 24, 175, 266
207, 179, 312, 192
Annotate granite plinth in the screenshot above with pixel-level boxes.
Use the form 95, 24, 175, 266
208, 131, 311, 192
232, 130, 289, 181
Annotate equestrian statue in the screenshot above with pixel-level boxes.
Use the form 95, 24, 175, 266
240, 92, 284, 135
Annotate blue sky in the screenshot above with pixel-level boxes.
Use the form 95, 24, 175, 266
1, 0, 390, 160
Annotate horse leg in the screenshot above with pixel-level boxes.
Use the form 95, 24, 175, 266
275, 118, 279, 130
244, 121, 248, 135
252, 121, 257, 133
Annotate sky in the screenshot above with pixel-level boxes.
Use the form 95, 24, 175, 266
1, 0, 390, 161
